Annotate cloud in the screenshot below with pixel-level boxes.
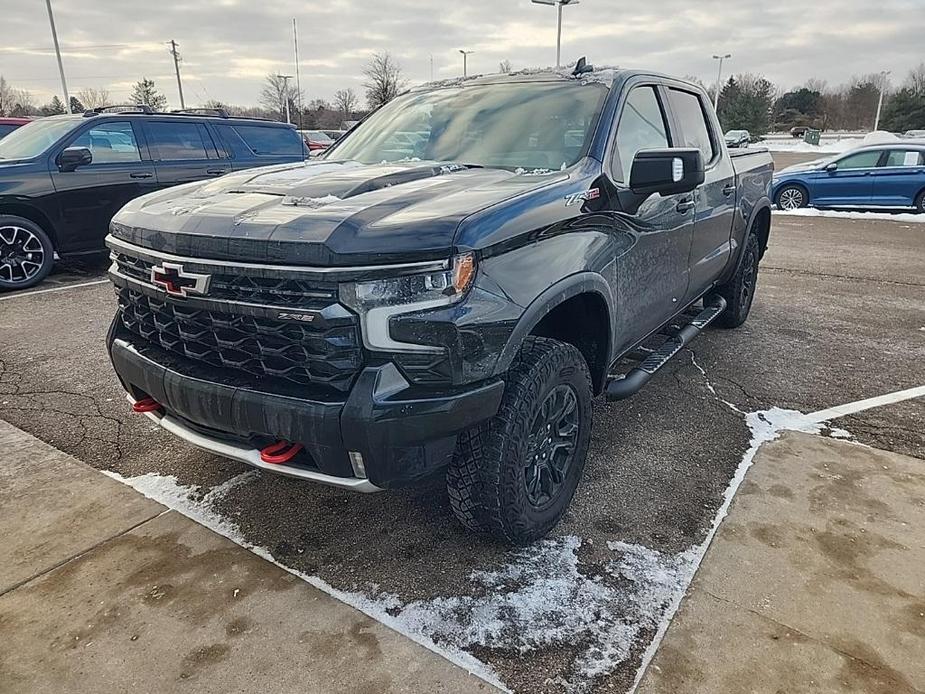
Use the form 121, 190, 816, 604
3, 0, 921, 107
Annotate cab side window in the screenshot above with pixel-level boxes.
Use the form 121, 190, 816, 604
836, 151, 882, 170
883, 150, 924, 167
667, 89, 715, 163
613, 86, 670, 183
70, 121, 140, 164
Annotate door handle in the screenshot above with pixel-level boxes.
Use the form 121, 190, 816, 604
206, 168, 228, 176
722, 184, 736, 196
676, 198, 695, 213
130, 172, 153, 179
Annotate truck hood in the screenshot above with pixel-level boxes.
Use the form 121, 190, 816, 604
110, 159, 566, 266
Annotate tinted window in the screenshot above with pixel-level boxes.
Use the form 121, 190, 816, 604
0, 124, 19, 138
71, 121, 140, 163
837, 151, 882, 169
0, 118, 78, 160
883, 150, 924, 167
614, 86, 669, 182
667, 89, 715, 162
231, 125, 303, 156
146, 121, 213, 160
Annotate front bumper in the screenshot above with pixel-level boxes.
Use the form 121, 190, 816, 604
109, 328, 504, 490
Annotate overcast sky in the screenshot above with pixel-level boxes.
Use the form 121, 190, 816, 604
2, 0, 923, 108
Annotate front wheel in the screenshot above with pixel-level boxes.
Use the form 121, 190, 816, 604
0, 216, 55, 291
776, 184, 808, 211
915, 191, 925, 214
446, 336, 593, 545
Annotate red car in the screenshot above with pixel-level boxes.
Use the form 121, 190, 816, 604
298, 129, 335, 154
0, 117, 31, 139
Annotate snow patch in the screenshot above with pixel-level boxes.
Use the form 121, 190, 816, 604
775, 208, 925, 224
281, 194, 341, 208
246, 161, 362, 186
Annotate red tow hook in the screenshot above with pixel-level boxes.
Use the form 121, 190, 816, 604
259, 441, 304, 464
132, 397, 163, 413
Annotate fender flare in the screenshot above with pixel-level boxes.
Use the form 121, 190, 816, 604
733, 197, 772, 272
493, 271, 615, 378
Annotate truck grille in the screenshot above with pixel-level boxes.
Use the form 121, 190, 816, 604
117, 288, 362, 392
112, 250, 338, 309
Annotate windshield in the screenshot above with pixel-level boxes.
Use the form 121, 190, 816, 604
0, 118, 77, 160
331, 81, 607, 171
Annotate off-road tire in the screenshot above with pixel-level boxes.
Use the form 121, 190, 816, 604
0, 215, 55, 291
713, 232, 760, 329
776, 184, 808, 210
446, 336, 593, 545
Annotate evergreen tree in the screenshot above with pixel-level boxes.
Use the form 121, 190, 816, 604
880, 89, 925, 131
717, 74, 775, 134
69, 96, 85, 113
40, 96, 66, 116
129, 78, 167, 110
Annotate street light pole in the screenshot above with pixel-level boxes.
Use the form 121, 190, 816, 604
712, 53, 731, 111
873, 70, 891, 131
276, 74, 293, 124
531, 0, 579, 69
459, 50, 474, 77
44, 0, 71, 113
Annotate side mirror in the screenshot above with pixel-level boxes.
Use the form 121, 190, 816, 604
824, 162, 838, 172
58, 146, 92, 172
630, 148, 704, 197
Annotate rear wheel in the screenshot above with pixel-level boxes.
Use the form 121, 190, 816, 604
0, 216, 54, 291
713, 232, 760, 329
776, 184, 808, 211
446, 336, 593, 544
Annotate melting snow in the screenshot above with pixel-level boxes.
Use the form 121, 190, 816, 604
246, 161, 362, 186
280, 194, 342, 208
775, 208, 925, 224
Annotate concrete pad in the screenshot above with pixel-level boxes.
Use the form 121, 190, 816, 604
0, 509, 494, 693
0, 418, 164, 593
639, 432, 925, 693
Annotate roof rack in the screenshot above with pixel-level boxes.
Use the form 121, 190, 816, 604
83, 104, 154, 117
169, 107, 230, 118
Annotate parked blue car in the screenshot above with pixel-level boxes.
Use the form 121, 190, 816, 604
772, 143, 925, 213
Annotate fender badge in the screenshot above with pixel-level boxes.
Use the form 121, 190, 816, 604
564, 188, 600, 207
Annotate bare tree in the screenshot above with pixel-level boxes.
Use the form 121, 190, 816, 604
0, 76, 34, 116
499, 59, 513, 74
259, 73, 302, 122
76, 87, 111, 109
905, 62, 925, 95
333, 88, 358, 122
362, 52, 406, 109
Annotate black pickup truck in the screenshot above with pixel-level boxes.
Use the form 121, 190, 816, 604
106, 64, 773, 544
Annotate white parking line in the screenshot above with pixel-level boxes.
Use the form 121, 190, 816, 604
806, 385, 925, 423
0, 279, 109, 302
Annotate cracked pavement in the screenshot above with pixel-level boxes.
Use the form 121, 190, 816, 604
1, 153, 923, 692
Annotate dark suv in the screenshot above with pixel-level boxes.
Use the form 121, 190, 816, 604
0, 107, 305, 290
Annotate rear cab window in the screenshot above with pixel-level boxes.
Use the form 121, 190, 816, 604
666, 88, 716, 164
217, 124, 303, 157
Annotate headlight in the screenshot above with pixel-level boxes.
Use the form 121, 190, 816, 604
340, 252, 476, 352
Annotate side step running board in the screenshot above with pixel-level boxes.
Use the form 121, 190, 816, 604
605, 296, 727, 401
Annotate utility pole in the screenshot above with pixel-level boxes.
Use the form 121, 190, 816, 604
873, 70, 891, 131
276, 74, 293, 124
430, 54, 434, 82
292, 19, 303, 130
712, 53, 731, 111
44, 0, 71, 113
169, 40, 185, 110
459, 50, 474, 77
531, 0, 579, 69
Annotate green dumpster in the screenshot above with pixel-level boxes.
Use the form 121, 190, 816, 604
803, 129, 821, 146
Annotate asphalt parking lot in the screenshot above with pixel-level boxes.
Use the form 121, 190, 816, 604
1, 151, 923, 692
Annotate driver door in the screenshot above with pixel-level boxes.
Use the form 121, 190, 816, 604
812, 149, 880, 206
49, 120, 157, 253
609, 83, 694, 353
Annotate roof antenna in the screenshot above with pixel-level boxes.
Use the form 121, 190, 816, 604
572, 57, 594, 76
